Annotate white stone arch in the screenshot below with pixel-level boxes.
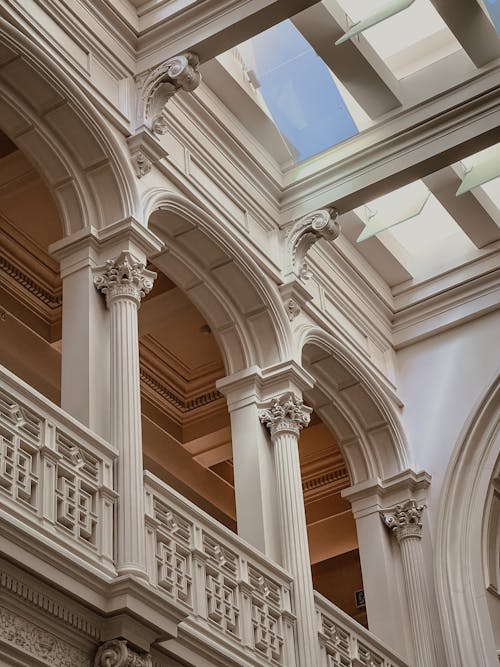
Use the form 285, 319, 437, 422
435, 373, 500, 667
299, 327, 410, 483
144, 189, 291, 374
0, 19, 138, 237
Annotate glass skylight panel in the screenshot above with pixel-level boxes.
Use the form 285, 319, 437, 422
226, 20, 365, 163
459, 145, 500, 213
355, 180, 476, 275
335, 0, 462, 78
478, 0, 500, 34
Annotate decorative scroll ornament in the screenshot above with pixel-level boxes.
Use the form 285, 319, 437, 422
93, 251, 156, 307
259, 393, 312, 439
137, 53, 201, 134
285, 297, 301, 321
94, 639, 150, 667
287, 207, 340, 279
381, 500, 424, 542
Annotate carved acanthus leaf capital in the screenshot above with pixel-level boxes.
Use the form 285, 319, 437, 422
259, 393, 312, 439
287, 207, 340, 279
381, 500, 425, 542
93, 252, 156, 307
94, 639, 150, 667
137, 53, 201, 134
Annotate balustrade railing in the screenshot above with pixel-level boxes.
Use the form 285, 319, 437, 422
144, 470, 296, 666
0, 365, 117, 574
315, 591, 409, 667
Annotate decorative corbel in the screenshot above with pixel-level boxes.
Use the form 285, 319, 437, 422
136, 53, 201, 135
94, 639, 151, 667
286, 207, 340, 279
126, 129, 168, 178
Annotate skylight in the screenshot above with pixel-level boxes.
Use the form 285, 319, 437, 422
478, 0, 500, 34
355, 180, 477, 277
335, 0, 462, 78
228, 20, 364, 162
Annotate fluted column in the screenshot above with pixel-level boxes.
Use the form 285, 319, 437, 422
381, 501, 438, 667
94, 251, 156, 578
259, 393, 318, 667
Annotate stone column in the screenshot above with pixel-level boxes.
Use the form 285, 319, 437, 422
381, 501, 438, 667
94, 251, 156, 578
259, 393, 318, 667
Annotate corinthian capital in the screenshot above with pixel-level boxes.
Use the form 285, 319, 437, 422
287, 207, 340, 279
94, 639, 151, 667
93, 251, 156, 307
381, 500, 425, 542
259, 393, 312, 439
137, 53, 201, 134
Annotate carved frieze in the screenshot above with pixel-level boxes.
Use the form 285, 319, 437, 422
0, 605, 91, 666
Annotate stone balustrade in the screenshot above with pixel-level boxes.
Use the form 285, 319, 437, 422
144, 470, 297, 666
0, 365, 117, 575
315, 591, 409, 667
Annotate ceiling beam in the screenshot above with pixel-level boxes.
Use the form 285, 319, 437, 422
430, 0, 500, 67
340, 211, 413, 285
423, 166, 500, 248
138, 0, 321, 71
292, 1, 402, 119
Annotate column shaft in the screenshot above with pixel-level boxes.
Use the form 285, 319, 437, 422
109, 296, 145, 575
399, 536, 437, 667
273, 429, 318, 666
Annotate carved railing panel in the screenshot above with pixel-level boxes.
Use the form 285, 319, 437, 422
144, 471, 296, 666
0, 365, 117, 574
315, 592, 409, 667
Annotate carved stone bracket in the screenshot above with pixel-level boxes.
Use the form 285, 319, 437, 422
127, 130, 168, 178
93, 251, 156, 307
136, 53, 201, 134
259, 393, 312, 439
286, 208, 340, 279
381, 500, 425, 542
94, 639, 151, 667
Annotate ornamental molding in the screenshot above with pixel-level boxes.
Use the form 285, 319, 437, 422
0, 563, 101, 641
93, 252, 157, 306
286, 208, 340, 280
259, 393, 312, 439
0, 605, 91, 667
126, 130, 168, 179
284, 297, 301, 321
136, 53, 201, 135
140, 367, 223, 414
94, 639, 151, 667
381, 500, 425, 541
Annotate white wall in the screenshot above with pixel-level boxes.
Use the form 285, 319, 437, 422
396, 309, 500, 515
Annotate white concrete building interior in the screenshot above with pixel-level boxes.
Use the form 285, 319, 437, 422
0, 1, 499, 666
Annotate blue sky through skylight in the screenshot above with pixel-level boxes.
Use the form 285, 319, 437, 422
485, 0, 500, 33
238, 21, 358, 162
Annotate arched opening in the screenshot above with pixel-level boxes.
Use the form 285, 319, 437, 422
436, 375, 500, 666
138, 200, 292, 530
0, 29, 137, 233
299, 330, 410, 627
0, 129, 63, 402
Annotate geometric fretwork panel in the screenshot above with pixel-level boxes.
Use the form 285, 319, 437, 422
0, 374, 116, 571
145, 476, 296, 665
